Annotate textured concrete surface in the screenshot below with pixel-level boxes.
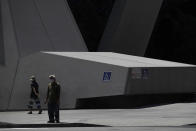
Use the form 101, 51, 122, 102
1, 103, 196, 127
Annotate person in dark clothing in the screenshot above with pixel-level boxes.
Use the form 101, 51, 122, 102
45, 75, 61, 123
27, 76, 42, 114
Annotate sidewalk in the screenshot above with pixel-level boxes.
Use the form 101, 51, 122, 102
0, 103, 196, 128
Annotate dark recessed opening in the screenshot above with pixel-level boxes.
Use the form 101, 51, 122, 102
145, 0, 196, 65
67, 0, 116, 51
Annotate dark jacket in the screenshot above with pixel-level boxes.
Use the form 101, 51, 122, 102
30, 81, 39, 99
46, 82, 61, 104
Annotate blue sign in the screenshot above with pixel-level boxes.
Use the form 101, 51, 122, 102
142, 69, 149, 79
103, 72, 112, 81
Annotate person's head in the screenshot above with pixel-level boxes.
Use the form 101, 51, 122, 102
30, 75, 36, 82
49, 75, 56, 82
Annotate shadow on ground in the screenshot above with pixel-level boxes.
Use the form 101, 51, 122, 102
0, 122, 109, 128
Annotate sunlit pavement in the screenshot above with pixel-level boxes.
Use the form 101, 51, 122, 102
0, 103, 196, 130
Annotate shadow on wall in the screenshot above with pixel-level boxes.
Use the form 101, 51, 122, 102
145, 0, 196, 65
76, 93, 196, 109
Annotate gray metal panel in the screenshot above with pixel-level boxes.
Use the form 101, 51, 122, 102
98, 0, 163, 56
0, 0, 19, 110
8, 52, 128, 110
126, 67, 196, 95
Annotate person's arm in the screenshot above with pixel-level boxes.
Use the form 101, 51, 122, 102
33, 87, 39, 96
56, 84, 61, 105
45, 86, 49, 104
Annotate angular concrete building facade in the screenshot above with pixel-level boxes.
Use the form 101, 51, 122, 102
7, 52, 196, 110
0, 0, 87, 110
0, 0, 196, 110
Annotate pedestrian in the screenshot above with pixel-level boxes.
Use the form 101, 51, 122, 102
45, 75, 61, 123
27, 76, 42, 114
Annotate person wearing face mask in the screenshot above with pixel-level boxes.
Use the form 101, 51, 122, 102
45, 75, 61, 123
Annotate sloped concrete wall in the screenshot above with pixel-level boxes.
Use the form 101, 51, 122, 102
8, 52, 128, 110
99, 0, 163, 56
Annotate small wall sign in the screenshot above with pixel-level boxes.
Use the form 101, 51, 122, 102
103, 72, 112, 81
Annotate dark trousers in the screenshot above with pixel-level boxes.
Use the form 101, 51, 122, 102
48, 103, 59, 122
28, 97, 41, 110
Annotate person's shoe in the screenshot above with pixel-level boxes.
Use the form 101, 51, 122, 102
27, 111, 32, 114
38, 109, 42, 114
47, 121, 55, 123
55, 120, 60, 123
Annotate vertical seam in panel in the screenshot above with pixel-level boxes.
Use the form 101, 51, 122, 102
124, 68, 131, 95
8, 0, 21, 57
0, 0, 5, 66
7, 59, 20, 110
6, 0, 21, 110
33, 0, 55, 51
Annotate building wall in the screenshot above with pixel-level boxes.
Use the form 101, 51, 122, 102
98, 0, 163, 56
9, 0, 87, 57
0, 0, 88, 110
0, 0, 19, 110
0, 1, 5, 65
125, 67, 196, 95
1, 0, 196, 110
8, 52, 128, 110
